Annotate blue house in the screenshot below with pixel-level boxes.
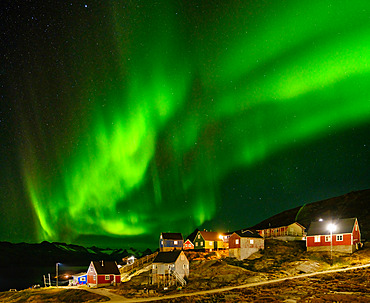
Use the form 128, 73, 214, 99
71, 272, 87, 286
160, 233, 183, 252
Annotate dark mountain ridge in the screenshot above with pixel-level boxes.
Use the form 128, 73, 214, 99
0, 241, 153, 268
251, 189, 370, 240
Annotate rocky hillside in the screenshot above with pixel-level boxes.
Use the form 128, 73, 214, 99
112, 240, 370, 300
251, 189, 370, 240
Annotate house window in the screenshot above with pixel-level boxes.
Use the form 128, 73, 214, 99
153, 264, 156, 269
209, 241, 213, 246
195, 242, 198, 247
174, 241, 178, 245
250, 239, 254, 244
198, 235, 200, 239
80, 277, 86, 281
105, 275, 110, 280
183, 264, 186, 269
325, 236, 331, 242
235, 239, 239, 245
314, 236, 320, 242
355, 224, 358, 231
336, 235, 343, 241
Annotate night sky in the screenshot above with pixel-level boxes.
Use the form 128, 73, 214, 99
1, 0, 369, 249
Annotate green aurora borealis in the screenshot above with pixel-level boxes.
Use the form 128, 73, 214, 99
1, 0, 369, 248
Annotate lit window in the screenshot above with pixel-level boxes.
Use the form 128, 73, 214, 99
235, 239, 239, 245
195, 242, 198, 247
201, 241, 203, 246
336, 235, 343, 241
198, 235, 200, 239
325, 236, 331, 242
250, 239, 254, 244
174, 241, 178, 245
314, 236, 320, 242
80, 277, 85, 281
105, 275, 110, 280
355, 224, 358, 231
209, 241, 213, 246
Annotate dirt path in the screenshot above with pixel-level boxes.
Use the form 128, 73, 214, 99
101, 263, 370, 302
79, 287, 127, 302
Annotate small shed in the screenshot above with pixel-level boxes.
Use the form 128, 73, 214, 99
306, 218, 361, 253
229, 230, 264, 260
71, 272, 87, 286
151, 250, 189, 286
87, 261, 121, 287
160, 233, 184, 252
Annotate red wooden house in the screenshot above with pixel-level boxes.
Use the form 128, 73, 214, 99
256, 222, 306, 239
229, 230, 264, 260
87, 261, 121, 287
183, 239, 194, 250
306, 218, 361, 253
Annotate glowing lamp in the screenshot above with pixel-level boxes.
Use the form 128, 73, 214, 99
327, 223, 336, 232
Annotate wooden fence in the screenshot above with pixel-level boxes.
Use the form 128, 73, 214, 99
120, 252, 158, 274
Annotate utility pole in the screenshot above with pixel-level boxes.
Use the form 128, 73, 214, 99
56, 263, 59, 287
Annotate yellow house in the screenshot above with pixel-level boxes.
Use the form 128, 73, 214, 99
193, 231, 225, 251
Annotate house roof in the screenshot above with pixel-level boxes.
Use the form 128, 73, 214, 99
255, 221, 306, 231
153, 250, 182, 263
288, 222, 306, 229
161, 232, 183, 240
185, 228, 200, 242
307, 218, 357, 236
234, 229, 263, 239
199, 231, 222, 241
91, 261, 120, 275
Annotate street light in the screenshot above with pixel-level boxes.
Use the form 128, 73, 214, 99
56, 263, 61, 287
327, 223, 336, 264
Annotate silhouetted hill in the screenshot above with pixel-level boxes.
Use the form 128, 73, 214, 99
251, 189, 370, 240
0, 241, 153, 267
